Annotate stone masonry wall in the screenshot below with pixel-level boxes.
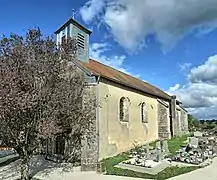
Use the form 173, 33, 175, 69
171, 96, 182, 137
80, 84, 99, 171
176, 109, 181, 136
180, 108, 189, 135
158, 101, 171, 139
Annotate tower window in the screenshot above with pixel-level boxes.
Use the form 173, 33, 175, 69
67, 25, 70, 37
77, 33, 85, 49
61, 35, 66, 44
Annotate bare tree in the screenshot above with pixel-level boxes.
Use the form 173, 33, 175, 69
0, 29, 95, 180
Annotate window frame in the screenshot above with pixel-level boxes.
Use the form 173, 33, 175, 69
141, 102, 148, 123
119, 97, 130, 123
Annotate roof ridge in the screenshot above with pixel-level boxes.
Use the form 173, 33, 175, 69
90, 59, 170, 97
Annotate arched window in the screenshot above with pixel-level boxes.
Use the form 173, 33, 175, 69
141, 102, 148, 123
120, 97, 129, 122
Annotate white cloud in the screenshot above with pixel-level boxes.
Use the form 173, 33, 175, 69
188, 55, 217, 83
80, 0, 105, 23
180, 62, 192, 72
81, 0, 217, 51
169, 84, 180, 92
169, 55, 217, 119
90, 42, 140, 77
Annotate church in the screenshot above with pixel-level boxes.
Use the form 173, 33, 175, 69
52, 17, 189, 170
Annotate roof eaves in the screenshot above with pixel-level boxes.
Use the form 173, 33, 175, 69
179, 105, 188, 113
89, 59, 171, 100
100, 75, 171, 101
157, 99, 169, 107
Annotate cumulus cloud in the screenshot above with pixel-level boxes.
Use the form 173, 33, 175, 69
169, 55, 217, 119
90, 42, 140, 77
80, 0, 217, 51
188, 55, 217, 83
80, 0, 105, 23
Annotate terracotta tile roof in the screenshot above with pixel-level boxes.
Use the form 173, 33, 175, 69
76, 59, 171, 100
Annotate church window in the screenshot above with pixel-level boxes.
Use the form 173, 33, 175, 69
120, 97, 129, 122
141, 102, 148, 123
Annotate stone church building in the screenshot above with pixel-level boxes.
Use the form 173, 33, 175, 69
48, 17, 189, 170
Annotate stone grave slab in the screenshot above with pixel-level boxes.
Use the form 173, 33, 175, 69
116, 159, 170, 175
194, 131, 203, 137
170, 158, 212, 167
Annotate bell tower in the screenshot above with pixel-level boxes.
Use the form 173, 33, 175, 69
55, 16, 92, 63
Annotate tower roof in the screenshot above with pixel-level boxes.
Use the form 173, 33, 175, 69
54, 18, 92, 35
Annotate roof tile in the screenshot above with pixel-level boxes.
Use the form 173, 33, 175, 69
77, 59, 171, 100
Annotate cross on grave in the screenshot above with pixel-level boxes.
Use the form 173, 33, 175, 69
155, 141, 162, 162
162, 140, 169, 154
146, 143, 150, 159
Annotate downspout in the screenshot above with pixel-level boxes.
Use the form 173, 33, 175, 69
95, 75, 101, 163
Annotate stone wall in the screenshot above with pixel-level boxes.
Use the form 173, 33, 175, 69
180, 108, 189, 135
176, 109, 181, 136
80, 84, 98, 171
171, 96, 182, 137
157, 100, 171, 139
171, 95, 189, 137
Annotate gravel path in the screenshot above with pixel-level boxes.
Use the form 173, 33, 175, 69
168, 158, 217, 180
1, 156, 217, 180
0, 156, 149, 180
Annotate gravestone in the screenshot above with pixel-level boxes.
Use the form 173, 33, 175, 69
162, 140, 169, 154
194, 131, 203, 137
208, 137, 215, 147
155, 141, 162, 162
156, 141, 161, 149
146, 143, 150, 159
189, 137, 199, 148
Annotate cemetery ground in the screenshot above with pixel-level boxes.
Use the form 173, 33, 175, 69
101, 134, 200, 180
1, 133, 216, 180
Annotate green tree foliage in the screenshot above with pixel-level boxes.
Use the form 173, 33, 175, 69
188, 114, 200, 131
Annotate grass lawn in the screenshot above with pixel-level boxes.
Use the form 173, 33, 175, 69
102, 134, 200, 180
149, 134, 190, 155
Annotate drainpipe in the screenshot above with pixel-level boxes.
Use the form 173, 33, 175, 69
95, 76, 101, 164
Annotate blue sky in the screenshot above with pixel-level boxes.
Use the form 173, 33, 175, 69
1, 0, 217, 119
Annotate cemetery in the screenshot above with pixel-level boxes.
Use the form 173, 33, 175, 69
171, 132, 217, 165
102, 132, 217, 179
116, 140, 171, 175
115, 132, 217, 175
